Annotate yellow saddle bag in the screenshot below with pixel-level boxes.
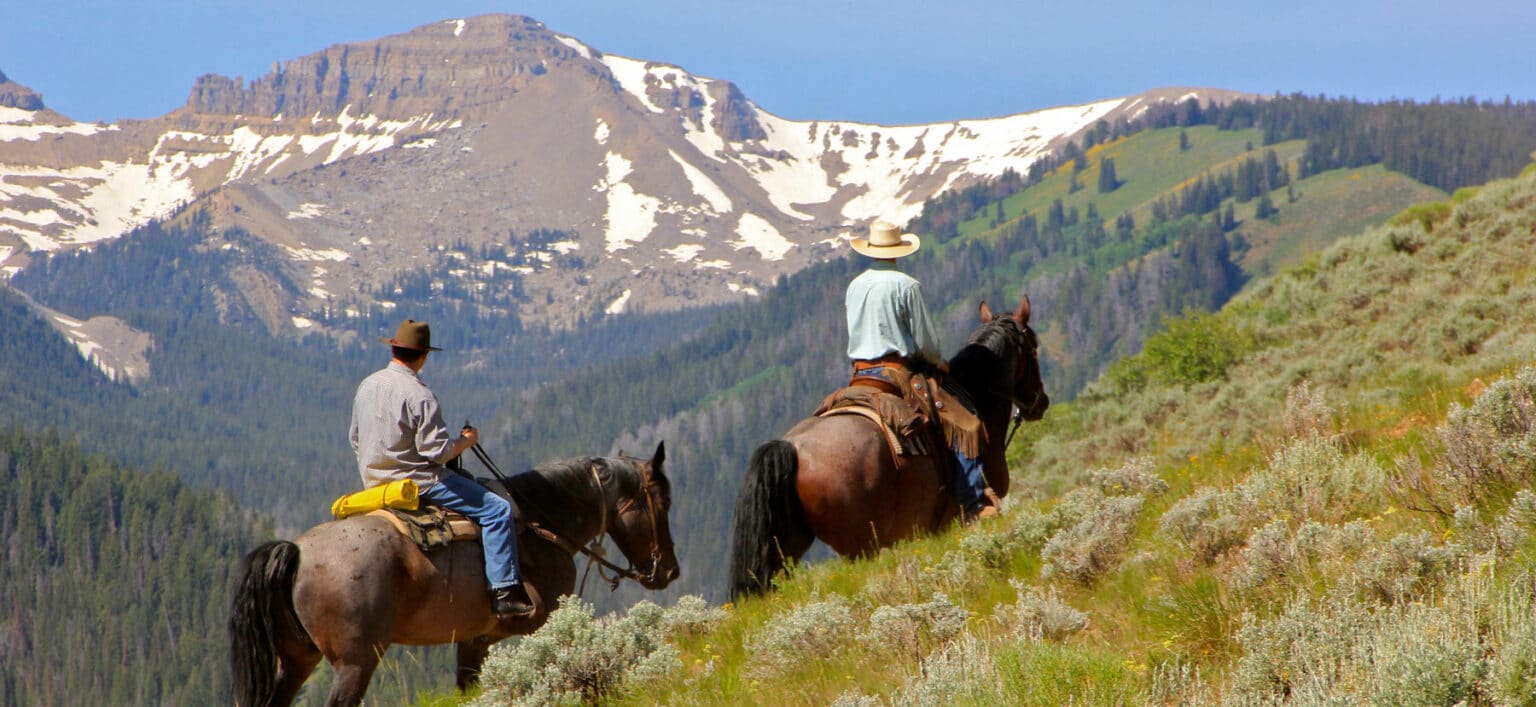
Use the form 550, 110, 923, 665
331, 479, 420, 519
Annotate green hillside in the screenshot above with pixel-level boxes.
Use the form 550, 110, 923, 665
0, 428, 268, 705
467, 161, 1536, 706
953, 125, 1443, 280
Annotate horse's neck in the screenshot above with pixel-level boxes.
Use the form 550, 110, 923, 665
951, 349, 1011, 419
518, 464, 615, 547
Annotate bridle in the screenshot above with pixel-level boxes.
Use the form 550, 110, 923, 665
972, 316, 1045, 449
464, 443, 668, 592
588, 455, 669, 590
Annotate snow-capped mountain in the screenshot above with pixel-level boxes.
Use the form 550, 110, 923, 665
0, 14, 1247, 332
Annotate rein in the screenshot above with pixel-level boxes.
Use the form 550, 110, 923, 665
466, 444, 664, 592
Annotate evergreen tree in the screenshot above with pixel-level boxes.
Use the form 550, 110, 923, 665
1098, 157, 1120, 193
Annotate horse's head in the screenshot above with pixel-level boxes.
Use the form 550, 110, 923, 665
976, 294, 1050, 421
609, 442, 680, 590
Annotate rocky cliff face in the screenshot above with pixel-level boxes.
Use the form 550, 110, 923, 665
0, 71, 46, 111
0, 13, 1249, 334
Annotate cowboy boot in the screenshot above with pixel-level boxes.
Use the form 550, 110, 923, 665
492, 584, 536, 620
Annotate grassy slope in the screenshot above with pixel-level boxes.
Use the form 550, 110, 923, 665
956, 125, 1444, 281
538, 165, 1536, 704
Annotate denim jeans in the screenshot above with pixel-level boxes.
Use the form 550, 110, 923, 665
952, 449, 988, 514
419, 472, 522, 589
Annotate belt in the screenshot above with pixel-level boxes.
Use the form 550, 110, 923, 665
852, 354, 910, 372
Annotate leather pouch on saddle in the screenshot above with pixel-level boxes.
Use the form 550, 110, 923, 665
815, 361, 986, 462
815, 380, 934, 457
366, 506, 478, 552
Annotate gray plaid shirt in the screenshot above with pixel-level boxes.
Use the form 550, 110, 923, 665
348, 361, 454, 490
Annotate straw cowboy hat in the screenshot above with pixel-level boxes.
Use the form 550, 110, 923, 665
380, 319, 443, 351
849, 219, 921, 259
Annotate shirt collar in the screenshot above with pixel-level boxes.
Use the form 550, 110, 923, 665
387, 360, 420, 379
867, 260, 900, 272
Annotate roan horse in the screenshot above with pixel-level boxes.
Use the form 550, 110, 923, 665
230, 443, 679, 706
729, 295, 1049, 598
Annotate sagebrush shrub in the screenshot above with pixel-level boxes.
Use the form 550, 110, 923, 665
1158, 487, 1248, 564
743, 594, 856, 677
1089, 456, 1169, 497
1280, 379, 1335, 440
890, 634, 1003, 706
1240, 435, 1386, 523
861, 593, 970, 661
470, 596, 680, 706
993, 580, 1088, 642
1041, 492, 1144, 585
1400, 365, 1536, 510
1354, 531, 1459, 604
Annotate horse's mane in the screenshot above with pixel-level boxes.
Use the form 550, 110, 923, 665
503, 456, 652, 536
948, 316, 1021, 398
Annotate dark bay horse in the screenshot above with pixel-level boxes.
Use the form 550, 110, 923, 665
729, 296, 1049, 598
231, 443, 679, 706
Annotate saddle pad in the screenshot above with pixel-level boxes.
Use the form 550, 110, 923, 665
367, 507, 479, 552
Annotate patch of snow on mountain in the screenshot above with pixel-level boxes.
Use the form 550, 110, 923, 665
735, 111, 838, 220
605, 289, 632, 314
696, 259, 731, 270
726, 283, 760, 296
554, 34, 593, 59
732, 212, 793, 261
668, 149, 732, 213
549, 240, 581, 254
737, 98, 1124, 225
222, 127, 297, 179
284, 245, 349, 261
287, 203, 325, 220
0, 106, 113, 141
449, 19, 466, 37
600, 55, 666, 114
70, 161, 196, 247
594, 118, 610, 145
664, 244, 705, 262
292, 316, 315, 329
598, 152, 661, 251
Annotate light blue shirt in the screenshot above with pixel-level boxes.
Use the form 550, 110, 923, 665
348, 361, 455, 490
845, 261, 942, 366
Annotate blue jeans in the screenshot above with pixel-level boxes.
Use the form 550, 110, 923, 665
419, 472, 522, 589
952, 450, 988, 514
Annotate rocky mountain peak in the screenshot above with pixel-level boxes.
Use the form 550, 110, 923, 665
183, 14, 583, 121
0, 70, 47, 111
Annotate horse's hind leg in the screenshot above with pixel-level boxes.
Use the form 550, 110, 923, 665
456, 637, 497, 691
323, 647, 384, 707
272, 647, 321, 707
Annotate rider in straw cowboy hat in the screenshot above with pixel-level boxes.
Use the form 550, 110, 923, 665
349, 319, 536, 619
845, 220, 1000, 521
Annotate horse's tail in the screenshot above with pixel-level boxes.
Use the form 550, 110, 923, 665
729, 439, 807, 600
230, 540, 304, 707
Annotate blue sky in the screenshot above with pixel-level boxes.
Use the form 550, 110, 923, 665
4, 0, 1533, 125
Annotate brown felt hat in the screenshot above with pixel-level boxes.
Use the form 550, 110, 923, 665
380, 319, 442, 351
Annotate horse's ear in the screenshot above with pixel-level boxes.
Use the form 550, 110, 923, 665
651, 441, 666, 470
1014, 294, 1031, 323
979, 300, 995, 322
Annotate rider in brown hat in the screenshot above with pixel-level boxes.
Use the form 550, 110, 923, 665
845, 221, 1000, 520
349, 319, 535, 619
